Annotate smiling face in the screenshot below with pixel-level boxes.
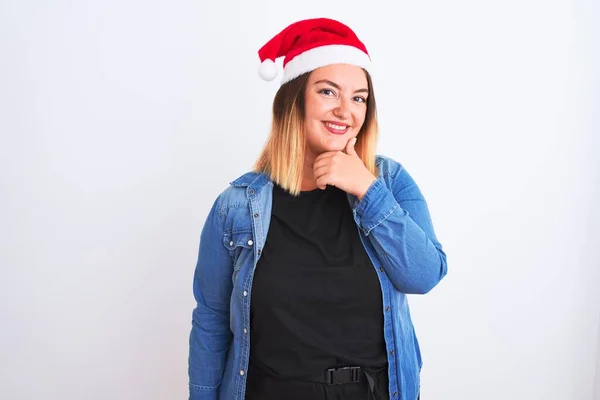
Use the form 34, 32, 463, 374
303, 64, 369, 159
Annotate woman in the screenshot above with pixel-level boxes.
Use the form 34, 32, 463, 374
188, 18, 447, 400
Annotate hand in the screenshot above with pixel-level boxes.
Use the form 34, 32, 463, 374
313, 137, 377, 200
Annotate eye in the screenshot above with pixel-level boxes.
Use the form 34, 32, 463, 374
353, 96, 367, 103
318, 88, 336, 96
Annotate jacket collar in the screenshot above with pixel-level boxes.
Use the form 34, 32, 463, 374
230, 171, 272, 196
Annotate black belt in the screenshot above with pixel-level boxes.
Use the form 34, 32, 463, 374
304, 366, 391, 400
305, 366, 368, 385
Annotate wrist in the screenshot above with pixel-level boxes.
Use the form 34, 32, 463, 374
356, 175, 377, 200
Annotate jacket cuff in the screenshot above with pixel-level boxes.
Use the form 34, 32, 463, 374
353, 178, 400, 235
189, 383, 218, 400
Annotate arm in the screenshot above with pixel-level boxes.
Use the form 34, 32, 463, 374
188, 197, 233, 399
353, 165, 447, 294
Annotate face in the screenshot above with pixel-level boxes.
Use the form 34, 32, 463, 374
303, 64, 369, 158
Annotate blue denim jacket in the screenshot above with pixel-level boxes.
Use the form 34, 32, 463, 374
188, 155, 448, 400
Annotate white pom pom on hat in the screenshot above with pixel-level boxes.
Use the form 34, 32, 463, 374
257, 18, 372, 84
258, 59, 277, 81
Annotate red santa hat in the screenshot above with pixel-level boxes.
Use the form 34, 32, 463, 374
257, 18, 372, 84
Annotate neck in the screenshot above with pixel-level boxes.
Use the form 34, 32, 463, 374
300, 151, 318, 191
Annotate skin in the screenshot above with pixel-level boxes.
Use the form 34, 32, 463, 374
301, 64, 377, 200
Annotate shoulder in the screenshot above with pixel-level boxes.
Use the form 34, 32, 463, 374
376, 154, 402, 176
375, 154, 411, 181
376, 154, 424, 200
212, 170, 267, 211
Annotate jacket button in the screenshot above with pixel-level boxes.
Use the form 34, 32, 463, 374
229, 241, 234, 246
248, 240, 253, 246
385, 306, 390, 312
243, 328, 248, 334
248, 189, 254, 195
243, 291, 248, 297
390, 349, 394, 355
379, 267, 384, 272
253, 213, 259, 218
240, 370, 245, 376
392, 391, 397, 397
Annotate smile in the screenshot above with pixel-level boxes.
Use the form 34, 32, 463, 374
323, 121, 350, 135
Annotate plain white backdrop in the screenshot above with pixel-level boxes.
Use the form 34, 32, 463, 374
1, 1, 599, 399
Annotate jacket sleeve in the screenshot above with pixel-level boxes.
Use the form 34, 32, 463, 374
353, 164, 447, 294
188, 196, 233, 399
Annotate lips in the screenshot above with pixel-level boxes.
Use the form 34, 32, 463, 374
323, 121, 350, 135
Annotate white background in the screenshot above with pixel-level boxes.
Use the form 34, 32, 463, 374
1, 1, 599, 399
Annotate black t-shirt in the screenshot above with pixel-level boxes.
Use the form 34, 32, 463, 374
247, 183, 388, 383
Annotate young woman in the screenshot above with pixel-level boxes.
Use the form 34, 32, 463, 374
188, 17, 447, 400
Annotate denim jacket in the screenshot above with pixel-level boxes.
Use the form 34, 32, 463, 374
188, 155, 448, 400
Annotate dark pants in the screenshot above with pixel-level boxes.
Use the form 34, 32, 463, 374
245, 365, 392, 400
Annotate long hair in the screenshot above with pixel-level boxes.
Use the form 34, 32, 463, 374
253, 69, 379, 196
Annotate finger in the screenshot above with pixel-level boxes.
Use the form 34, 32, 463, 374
313, 163, 329, 179
313, 157, 334, 171
314, 151, 337, 165
315, 174, 330, 190
313, 156, 339, 172
315, 150, 344, 165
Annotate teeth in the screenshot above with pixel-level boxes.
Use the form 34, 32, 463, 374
325, 122, 348, 130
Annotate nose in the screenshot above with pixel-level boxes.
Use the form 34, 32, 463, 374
333, 97, 351, 120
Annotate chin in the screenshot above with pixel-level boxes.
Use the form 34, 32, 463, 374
328, 134, 352, 148
307, 129, 353, 154
316, 141, 342, 153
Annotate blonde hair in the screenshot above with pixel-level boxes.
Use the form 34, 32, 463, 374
253, 69, 379, 196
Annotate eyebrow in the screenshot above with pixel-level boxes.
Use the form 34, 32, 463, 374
314, 79, 369, 94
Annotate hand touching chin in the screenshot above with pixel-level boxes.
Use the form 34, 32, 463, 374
312, 137, 377, 200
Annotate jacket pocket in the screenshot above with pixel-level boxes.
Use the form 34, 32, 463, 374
223, 230, 254, 282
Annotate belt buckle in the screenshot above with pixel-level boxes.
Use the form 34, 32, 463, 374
325, 366, 361, 384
